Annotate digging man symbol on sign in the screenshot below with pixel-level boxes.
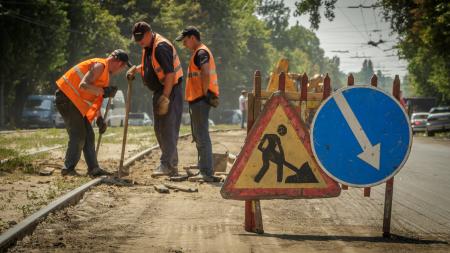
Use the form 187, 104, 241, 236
254, 124, 319, 184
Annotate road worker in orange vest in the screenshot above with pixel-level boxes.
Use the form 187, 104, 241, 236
176, 26, 219, 182
127, 21, 184, 177
55, 49, 131, 177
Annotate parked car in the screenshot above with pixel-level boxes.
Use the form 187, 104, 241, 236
426, 106, 450, 136
22, 95, 63, 128
181, 112, 215, 126
210, 109, 242, 125
54, 111, 65, 128
411, 112, 429, 133
101, 90, 126, 127
128, 112, 153, 126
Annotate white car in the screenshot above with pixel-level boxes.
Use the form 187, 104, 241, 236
101, 90, 126, 127
128, 112, 153, 126
181, 112, 215, 126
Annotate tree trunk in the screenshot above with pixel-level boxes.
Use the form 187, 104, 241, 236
0, 75, 4, 128
12, 80, 27, 128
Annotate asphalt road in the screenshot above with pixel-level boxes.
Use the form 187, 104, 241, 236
379, 136, 450, 239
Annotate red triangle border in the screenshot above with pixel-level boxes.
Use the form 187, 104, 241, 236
221, 92, 341, 200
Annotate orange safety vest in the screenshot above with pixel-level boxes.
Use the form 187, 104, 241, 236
140, 33, 183, 85
185, 44, 219, 102
56, 58, 109, 122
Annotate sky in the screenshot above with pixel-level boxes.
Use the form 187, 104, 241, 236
283, 0, 408, 79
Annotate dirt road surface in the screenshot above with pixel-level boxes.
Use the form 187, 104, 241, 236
9, 132, 450, 252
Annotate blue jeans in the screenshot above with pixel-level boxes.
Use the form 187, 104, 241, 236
153, 84, 183, 169
189, 99, 213, 176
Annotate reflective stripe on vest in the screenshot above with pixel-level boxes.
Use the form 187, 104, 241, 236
56, 58, 109, 119
61, 76, 93, 107
73, 66, 85, 80
185, 44, 219, 102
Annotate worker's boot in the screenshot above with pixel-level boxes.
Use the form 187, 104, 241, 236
151, 164, 172, 178
61, 168, 81, 177
169, 166, 179, 177
88, 167, 112, 178
188, 173, 214, 182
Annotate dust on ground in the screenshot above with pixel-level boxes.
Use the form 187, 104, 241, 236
8, 130, 449, 253
0, 126, 152, 233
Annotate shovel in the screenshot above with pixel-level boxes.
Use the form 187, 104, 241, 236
118, 65, 136, 177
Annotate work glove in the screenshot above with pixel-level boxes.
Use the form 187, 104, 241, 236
205, 91, 219, 108
156, 95, 170, 115
96, 116, 107, 134
126, 66, 136, 81
103, 86, 118, 98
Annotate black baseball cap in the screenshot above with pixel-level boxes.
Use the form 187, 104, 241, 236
132, 21, 151, 42
111, 49, 132, 67
175, 26, 201, 41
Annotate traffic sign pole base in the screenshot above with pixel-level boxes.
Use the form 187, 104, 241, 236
382, 178, 394, 237
364, 187, 371, 197
244, 200, 264, 234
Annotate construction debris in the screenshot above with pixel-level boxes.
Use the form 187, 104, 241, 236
38, 167, 55, 176
213, 152, 228, 173
154, 184, 170, 193
163, 183, 198, 193
102, 177, 135, 187
169, 175, 189, 182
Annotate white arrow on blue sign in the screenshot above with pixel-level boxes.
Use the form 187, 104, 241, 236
311, 86, 412, 187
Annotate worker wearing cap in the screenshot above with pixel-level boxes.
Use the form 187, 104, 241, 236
176, 26, 219, 182
127, 21, 183, 177
55, 49, 131, 177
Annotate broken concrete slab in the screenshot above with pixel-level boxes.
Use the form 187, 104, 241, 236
163, 183, 198, 193
38, 167, 55, 176
213, 152, 228, 173
154, 184, 170, 194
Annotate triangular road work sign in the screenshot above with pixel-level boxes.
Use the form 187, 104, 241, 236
221, 92, 341, 200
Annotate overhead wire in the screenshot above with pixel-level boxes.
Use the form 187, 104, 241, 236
0, 5, 84, 34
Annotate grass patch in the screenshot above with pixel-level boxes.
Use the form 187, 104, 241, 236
16, 176, 91, 218
0, 128, 66, 152
0, 148, 18, 160
0, 156, 36, 174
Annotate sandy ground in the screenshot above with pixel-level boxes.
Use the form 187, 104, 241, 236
0, 137, 142, 234
6, 131, 450, 252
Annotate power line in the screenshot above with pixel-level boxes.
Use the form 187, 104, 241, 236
359, 0, 370, 39
0, 6, 84, 34
337, 7, 369, 41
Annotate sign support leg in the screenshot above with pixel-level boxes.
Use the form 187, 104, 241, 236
244, 200, 264, 233
383, 177, 394, 237
244, 200, 255, 232
383, 75, 400, 238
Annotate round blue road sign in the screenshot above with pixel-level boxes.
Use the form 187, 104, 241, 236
311, 86, 412, 187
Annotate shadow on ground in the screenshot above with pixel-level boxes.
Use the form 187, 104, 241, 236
239, 233, 448, 245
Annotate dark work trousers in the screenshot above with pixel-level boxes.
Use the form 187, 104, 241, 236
189, 99, 213, 176
152, 84, 183, 169
55, 90, 99, 171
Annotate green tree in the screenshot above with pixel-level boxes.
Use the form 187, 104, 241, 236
0, 0, 69, 126
294, 0, 450, 103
